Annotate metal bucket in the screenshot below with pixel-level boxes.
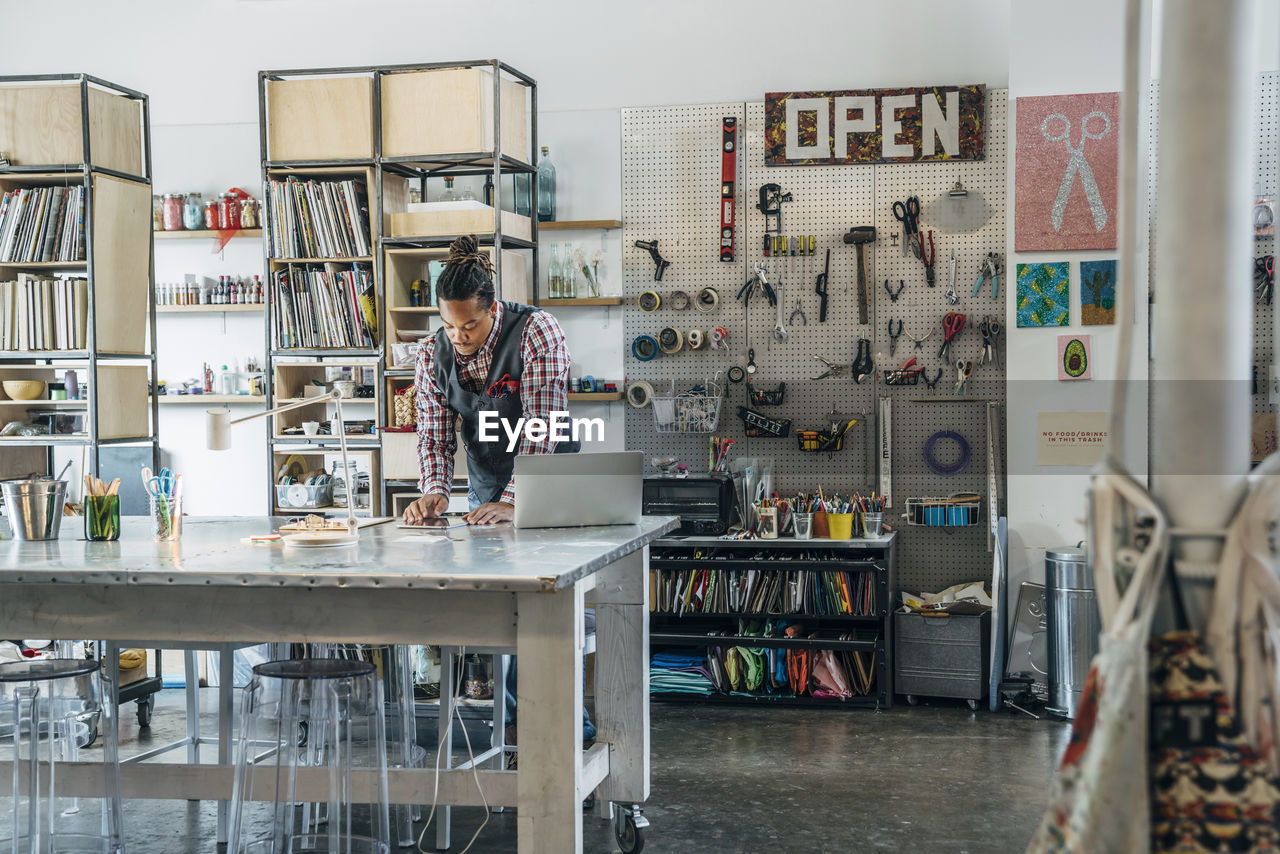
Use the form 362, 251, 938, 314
1, 478, 68, 541
1045, 545, 1101, 719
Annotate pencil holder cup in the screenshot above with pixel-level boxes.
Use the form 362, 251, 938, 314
758, 506, 778, 539
827, 512, 854, 541
793, 512, 814, 540
85, 495, 120, 542
813, 508, 830, 538
150, 495, 182, 542
861, 512, 884, 539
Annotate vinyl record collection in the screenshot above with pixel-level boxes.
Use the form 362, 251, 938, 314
0, 185, 85, 263
266, 176, 371, 260
271, 263, 377, 349
0, 276, 89, 350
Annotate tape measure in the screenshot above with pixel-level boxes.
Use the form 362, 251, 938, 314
658, 327, 683, 354
638, 291, 661, 312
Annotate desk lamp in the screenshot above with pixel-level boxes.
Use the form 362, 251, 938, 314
205, 388, 358, 548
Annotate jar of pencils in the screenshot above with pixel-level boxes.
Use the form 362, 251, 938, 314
150, 495, 182, 542
85, 494, 120, 541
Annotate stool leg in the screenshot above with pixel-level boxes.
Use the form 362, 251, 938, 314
393, 645, 417, 847
435, 648, 454, 851
217, 646, 235, 845
99, 668, 125, 854
184, 650, 199, 767
15, 686, 40, 854
226, 681, 256, 854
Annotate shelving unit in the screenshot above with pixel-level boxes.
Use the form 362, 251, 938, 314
0, 74, 158, 479
259, 60, 538, 512
569, 391, 623, 402
648, 535, 896, 709
155, 304, 263, 314
153, 395, 266, 405
537, 219, 622, 232
154, 228, 263, 241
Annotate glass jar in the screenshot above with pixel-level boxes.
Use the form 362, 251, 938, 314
182, 193, 204, 230
204, 198, 219, 230
85, 495, 120, 542
162, 193, 185, 231
152, 195, 166, 230
219, 194, 241, 230
240, 197, 258, 229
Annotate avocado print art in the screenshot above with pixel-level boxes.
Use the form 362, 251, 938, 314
1058, 334, 1093, 380
1080, 259, 1116, 325
1016, 262, 1070, 327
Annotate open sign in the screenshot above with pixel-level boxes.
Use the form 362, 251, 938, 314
765, 85, 986, 166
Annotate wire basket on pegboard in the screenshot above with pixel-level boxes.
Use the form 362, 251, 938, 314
903, 494, 983, 527
652, 377, 725, 434
747, 379, 786, 406
737, 406, 791, 438
796, 417, 858, 453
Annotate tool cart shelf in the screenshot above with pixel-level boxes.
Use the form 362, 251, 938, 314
649, 534, 896, 709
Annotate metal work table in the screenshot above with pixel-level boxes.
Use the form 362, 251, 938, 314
0, 515, 677, 854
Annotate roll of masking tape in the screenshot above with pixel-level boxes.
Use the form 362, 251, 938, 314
687, 329, 706, 350
727, 365, 745, 383
638, 291, 661, 312
710, 326, 729, 350
627, 381, 654, 408
658, 327, 683, 354
631, 334, 659, 361
696, 287, 720, 312
669, 290, 691, 310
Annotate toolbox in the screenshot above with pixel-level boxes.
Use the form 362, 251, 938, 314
894, 610, 990, 709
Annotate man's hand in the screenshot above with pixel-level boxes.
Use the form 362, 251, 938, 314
464, 501, 514, 526
403, 494, 449, 525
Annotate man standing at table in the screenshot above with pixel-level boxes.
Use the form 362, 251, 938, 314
403, 234, 595, 747
403, 234, 570, 526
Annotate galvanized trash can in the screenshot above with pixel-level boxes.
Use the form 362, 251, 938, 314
1045, 546, 1101, 719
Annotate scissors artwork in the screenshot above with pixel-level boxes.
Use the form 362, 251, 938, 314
1042, 111, 1111, 232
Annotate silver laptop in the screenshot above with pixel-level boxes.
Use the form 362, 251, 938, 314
513, 451, 643, 529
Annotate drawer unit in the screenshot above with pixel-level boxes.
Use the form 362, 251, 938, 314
894, 611, 990, 708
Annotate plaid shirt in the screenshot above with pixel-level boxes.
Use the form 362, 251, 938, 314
415, 301, 570, 504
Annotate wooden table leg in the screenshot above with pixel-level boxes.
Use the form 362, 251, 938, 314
590, 547, 650, 805
517, 581, 584, 854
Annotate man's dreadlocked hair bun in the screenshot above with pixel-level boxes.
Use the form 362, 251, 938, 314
437, 234, 496, 307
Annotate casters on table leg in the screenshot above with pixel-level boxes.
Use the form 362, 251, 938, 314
905, 694, 920, 706
967, 698, 980, 711
136, 695, 153, 727
613, 803, 648, 854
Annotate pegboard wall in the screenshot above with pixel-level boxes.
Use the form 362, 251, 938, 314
622, 93, 1009, 593
1147, 73, 1277, 420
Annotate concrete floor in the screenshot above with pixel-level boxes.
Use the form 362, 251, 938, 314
81, 687, 1069, 853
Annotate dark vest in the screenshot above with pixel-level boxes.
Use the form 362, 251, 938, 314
432, 301, 533, 505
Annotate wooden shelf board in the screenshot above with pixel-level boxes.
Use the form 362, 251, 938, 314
534, 297, 623, 307
153, 395, 266, 405
388, 306, 440, 314
0, 399, 87, 407
536, 220, 622, 231
155, 304, 264, 313
154, 229, 263, 241
568, 392, 623, 402
268, 256, 373, 264
273, 398, 376, 405
0, 260, 87, 269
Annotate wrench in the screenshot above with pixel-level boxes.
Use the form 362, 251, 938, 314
945, 250, 960, 305
773, 236, 789, 342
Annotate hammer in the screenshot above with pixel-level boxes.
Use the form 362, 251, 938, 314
843, 226, 876, 325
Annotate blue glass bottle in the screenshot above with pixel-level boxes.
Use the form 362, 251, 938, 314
514, 173, 532, 217
536, 146, 556, 222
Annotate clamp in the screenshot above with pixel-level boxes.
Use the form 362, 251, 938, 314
884, 279, 905, 302
887, 318, 903, 356
811, 355, 846, 380
634, 239, 671, 281
851, 338, 874, 384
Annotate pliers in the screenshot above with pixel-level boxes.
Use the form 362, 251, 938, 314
921, 230, 936, 286
811, 355, 846, 380
972, 252, 1001, 299
789, 298, 807, 326
887, 318, 903, 356
884, 279, 904, 302
736, 262, 777, 306
924, 368, 944, 394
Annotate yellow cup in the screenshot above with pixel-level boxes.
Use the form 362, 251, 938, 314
827, 512, 854, 540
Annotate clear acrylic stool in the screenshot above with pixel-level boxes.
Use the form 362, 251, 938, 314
228, 659, 391, 854
0, 658, 125, 854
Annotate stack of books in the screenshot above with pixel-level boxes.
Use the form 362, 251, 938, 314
0, 275, 89, 350
267, 177, 371, 260
271, 263, 376, 350
0, 186, 86, 263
